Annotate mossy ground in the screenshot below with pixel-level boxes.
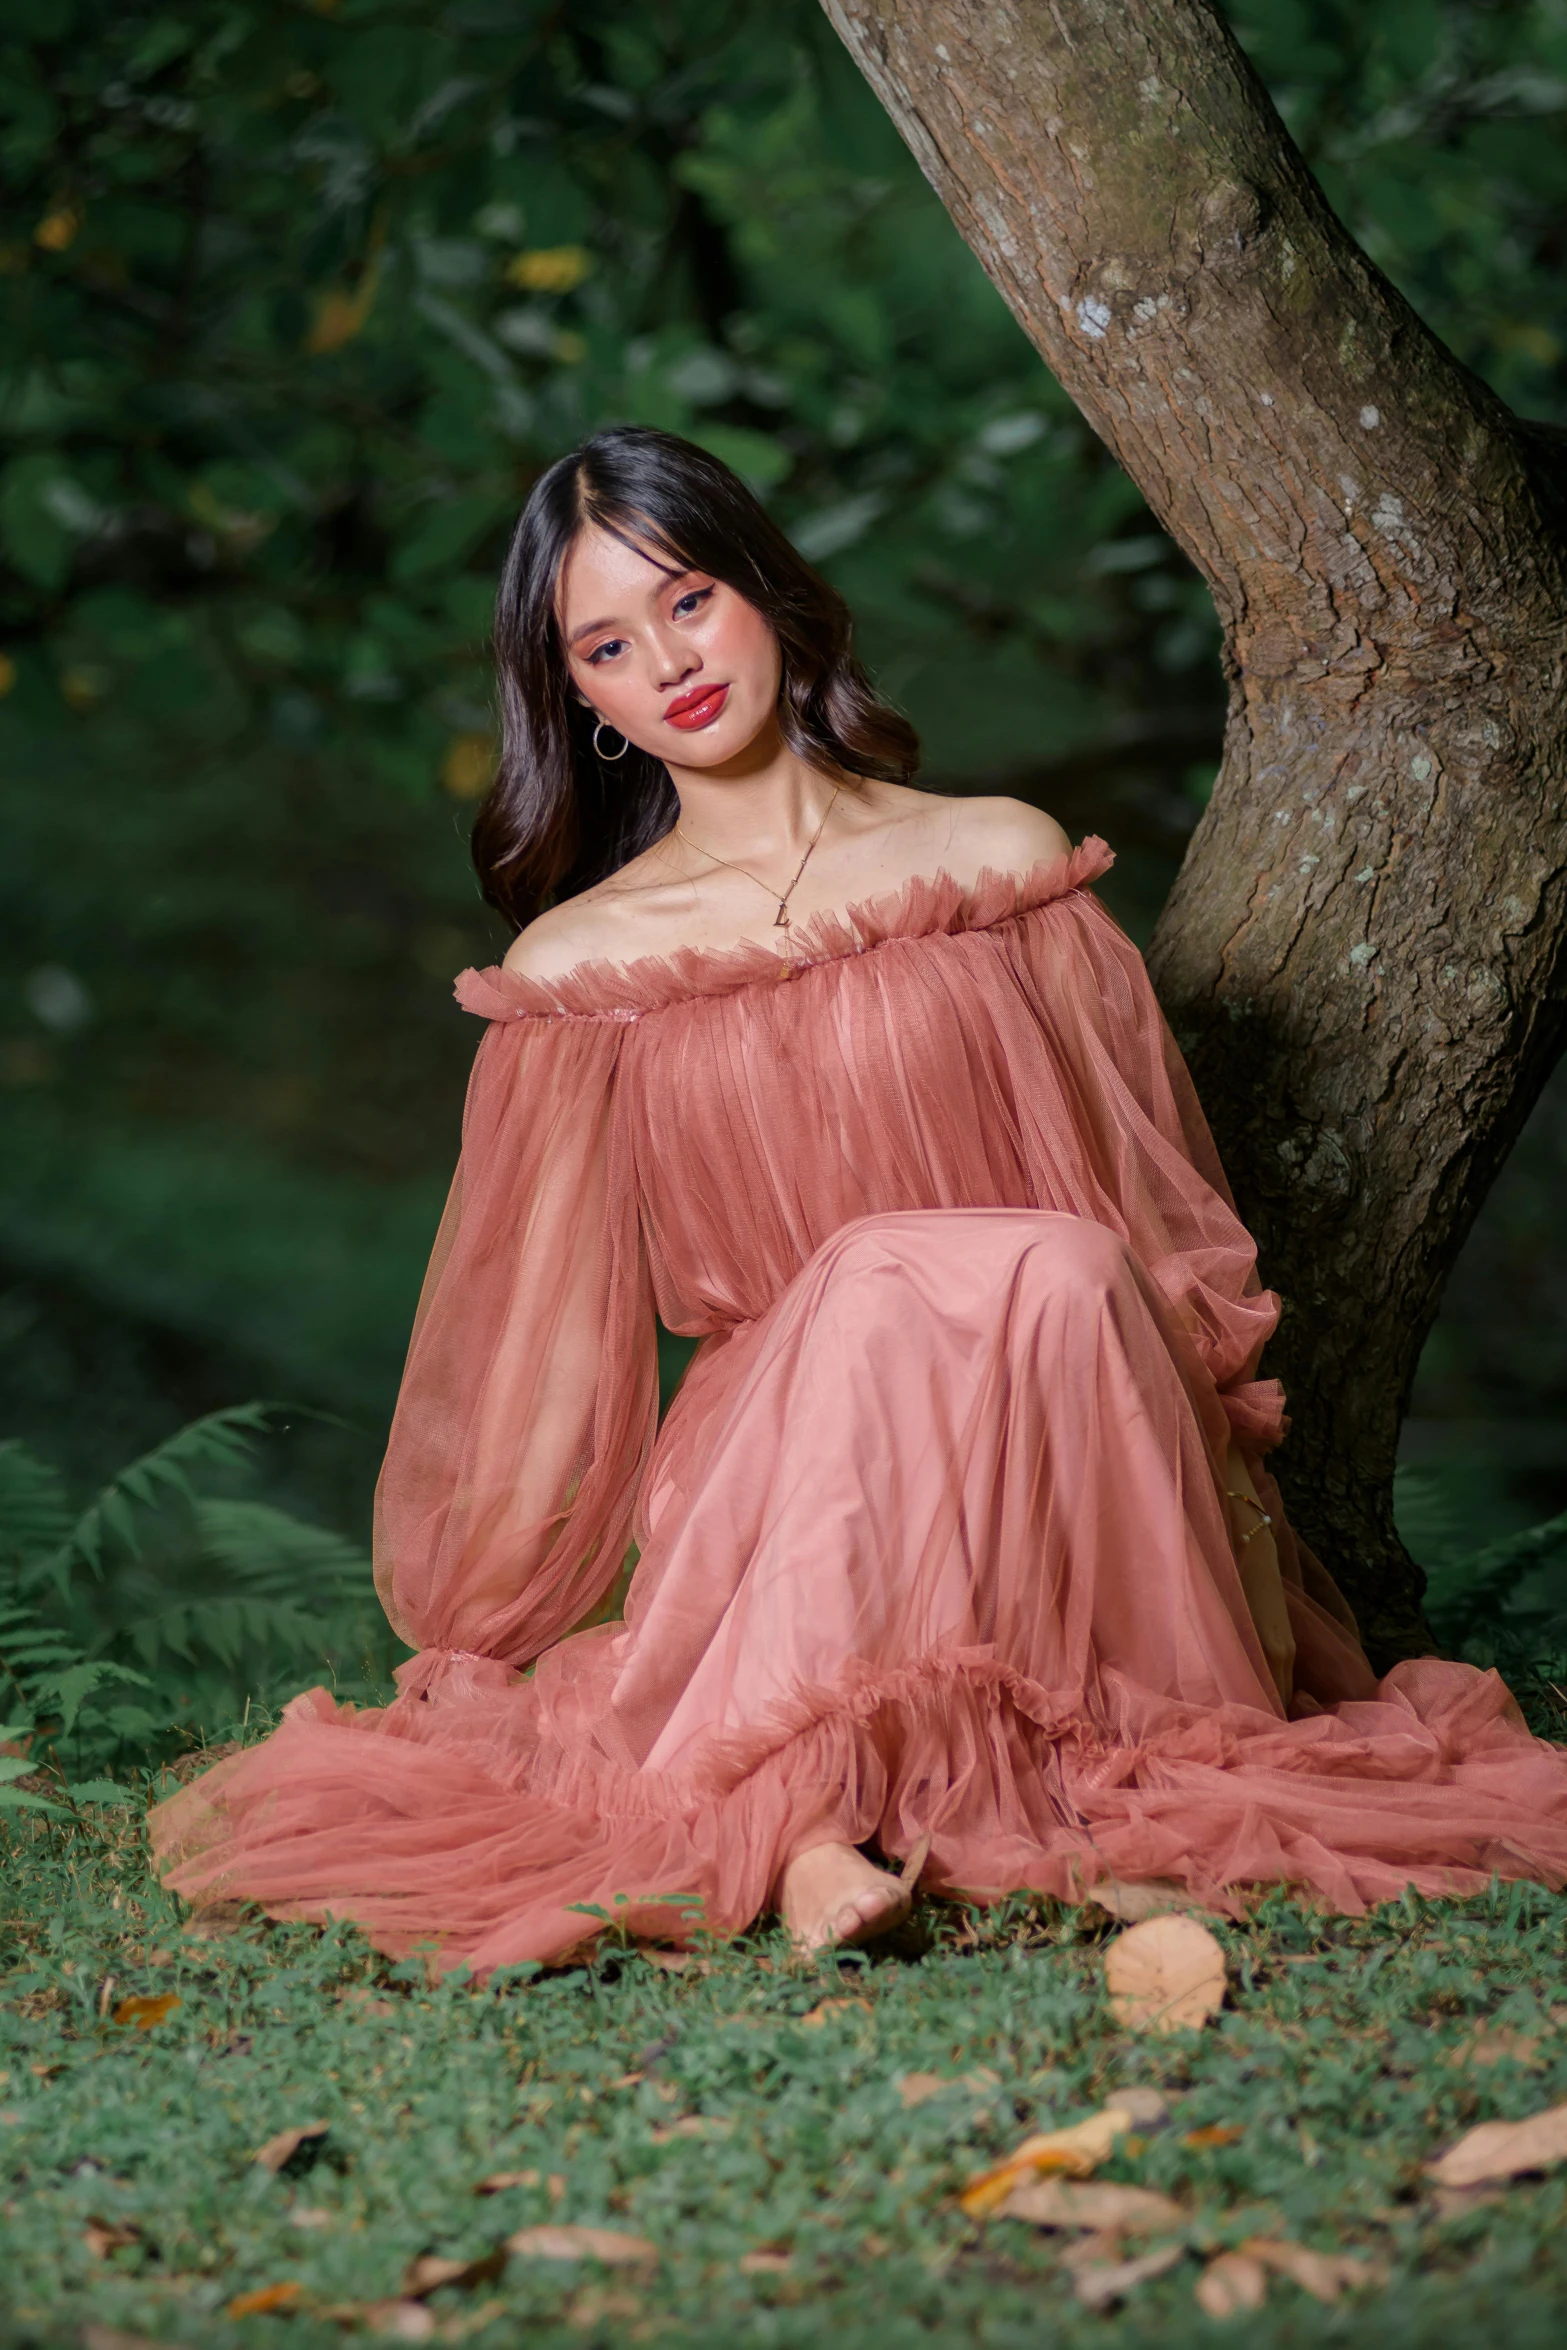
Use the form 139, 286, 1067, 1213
3, 1801, 1567, 2350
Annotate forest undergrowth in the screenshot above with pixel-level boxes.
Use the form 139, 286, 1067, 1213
3, 1412, 1567, 2346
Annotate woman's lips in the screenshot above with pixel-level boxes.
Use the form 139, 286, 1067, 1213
664, 683, 729, 731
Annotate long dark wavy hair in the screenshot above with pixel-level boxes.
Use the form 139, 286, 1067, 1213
473, 425, 921, 930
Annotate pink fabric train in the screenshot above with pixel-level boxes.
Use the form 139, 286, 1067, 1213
149, 839, 1567, 1967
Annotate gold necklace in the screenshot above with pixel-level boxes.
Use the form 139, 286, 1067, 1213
675, 782, 843, 944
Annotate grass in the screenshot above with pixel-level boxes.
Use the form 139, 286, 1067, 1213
3, 1800, 1567, 2348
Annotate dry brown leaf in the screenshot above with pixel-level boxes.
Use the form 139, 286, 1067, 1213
359, 2301, 437, 2340
252, 2120, 330, 2173
83, 2217, 141, 2258
959, 2103, 1135, 2217
1182, 2124, 1245, 2150
899, 2069, 997, 2109
110, 1993, 181, 2032
506, 2224, 658, 2267
649, 2114, 730, 2142
182, 1901, 251, 1940
1425, 2101, 1567, 2188
1448, 2027, 1543, 2069
475, 2169, 539, 2195
226, 2282, 304, 2319
402, 2248, 507, 2298
1109, 2085, 1173, 2130
336, 1987, 398, 2019
1072, 2240, 1185, 2311
738, 2249, 793, 2274
800, 1996, 874, 2028
1243, 2236, 1374, 2303
566, 2286, 643, 2330
997, 2178, 1183, 2234
1088, 1880, 1196, 1924
1196, 2250, 1268, 2316
287, 2206, 334, 2231
1105, 1915, 1226, 2035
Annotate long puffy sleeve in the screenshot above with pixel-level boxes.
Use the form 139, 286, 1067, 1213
995, 879, 1286, 1451
373, 989, 658, 1684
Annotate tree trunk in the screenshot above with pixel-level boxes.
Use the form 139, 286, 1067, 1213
821, 0, 1567, 1666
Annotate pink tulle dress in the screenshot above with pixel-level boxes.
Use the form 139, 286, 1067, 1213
149, 839, 1567, 1968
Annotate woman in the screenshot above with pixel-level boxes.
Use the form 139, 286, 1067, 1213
152, 427, 1567, 1965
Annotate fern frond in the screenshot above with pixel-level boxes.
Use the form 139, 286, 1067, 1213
194, 1498, 374, 1605
1428, 1507, 1567, 1649
130, 1595, 355, 1672
31, 1402, 280, 1594
0, 1441, 71, 1574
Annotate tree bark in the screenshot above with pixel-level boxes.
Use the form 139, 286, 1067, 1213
821, 0, 1567, 1666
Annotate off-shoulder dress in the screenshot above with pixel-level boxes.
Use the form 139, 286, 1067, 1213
149, 839, 1567, 1968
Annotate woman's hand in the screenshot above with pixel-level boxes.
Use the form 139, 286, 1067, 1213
1226, 1440, 1295, 1710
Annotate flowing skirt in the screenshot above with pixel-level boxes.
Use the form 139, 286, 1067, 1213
150, 1210, 1567, 1969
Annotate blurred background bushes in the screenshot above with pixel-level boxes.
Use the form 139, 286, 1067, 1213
1, 0, 1565, 1731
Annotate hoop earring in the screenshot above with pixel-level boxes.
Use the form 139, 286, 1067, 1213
592, 718, 629, 762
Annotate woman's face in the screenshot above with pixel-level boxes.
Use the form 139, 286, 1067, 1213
557, 522, 782, 768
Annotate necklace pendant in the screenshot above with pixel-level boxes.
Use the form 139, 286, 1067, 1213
774, 905, 791, 928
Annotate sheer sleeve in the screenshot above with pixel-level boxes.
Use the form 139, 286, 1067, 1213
996, 886, 1286, 1451
372, 995, 658, 1686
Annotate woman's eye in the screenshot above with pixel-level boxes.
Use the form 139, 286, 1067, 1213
674, 587, 713, 618
587, 638, 626, 664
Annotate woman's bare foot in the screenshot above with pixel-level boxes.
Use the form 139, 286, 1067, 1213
780, 1841, 912, 1954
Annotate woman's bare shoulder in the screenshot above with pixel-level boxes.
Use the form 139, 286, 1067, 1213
501, 850, 677, 982
907, 792, 1073, 885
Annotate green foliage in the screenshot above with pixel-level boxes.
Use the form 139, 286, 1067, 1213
3, 1813, 1567, 2344
1230, 0, 1567, 422
0, 1406, 403, 1790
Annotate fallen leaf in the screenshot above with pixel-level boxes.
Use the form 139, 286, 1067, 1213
110, 1994, 181, 2031
1072, 2240, 1185, 2310
606, 2071, 645, 2090
649, 2114, 731, 2142
997, 2178, 1183, 2234
566, 2287, 642, 2329
252, 2120, 330, 2174
1244, 2236, 1375, 2302
475, 2170, 539, 2195
899, 2069, 998, 2109
1182, 2124, 1245, 2150
1088, 1879, 1196, 1923
226, 2281, 303, 2318
800, 1996, 874, 2028
83, 2216, 141, 2258
738, 2249, 792, 2274
288, 2206, 334, 2231
360, 2302, 436, 2340
1425, 2101, 1567, 2189
1104, 1915, 1226, 2035
183, 1901, 251, 1940
1107, 2085, 1172, 2130
1196, 2249, 1268, 2316
1448, 2027, 1542, 2069
337, 1987, 398, 2019
506, 2224, 658, 2266
959, 2104, 1135, 2217
402, 2248, 507, 2297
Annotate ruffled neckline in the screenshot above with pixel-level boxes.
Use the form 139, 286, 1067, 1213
457, 834, 1114, 1022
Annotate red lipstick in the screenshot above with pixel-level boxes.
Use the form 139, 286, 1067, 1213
664, 682, 729, 731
